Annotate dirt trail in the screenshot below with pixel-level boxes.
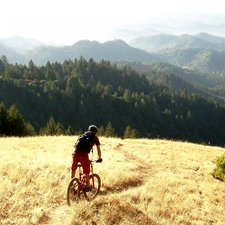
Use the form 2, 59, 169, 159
114, 143, 158, 178
46, 204, 69, 224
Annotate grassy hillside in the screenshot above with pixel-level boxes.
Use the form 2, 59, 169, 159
1, 136, 225, 224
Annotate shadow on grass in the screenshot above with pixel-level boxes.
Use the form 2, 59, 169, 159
99, 176, 143, 195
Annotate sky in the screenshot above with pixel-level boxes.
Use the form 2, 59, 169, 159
1, 0, 225, 45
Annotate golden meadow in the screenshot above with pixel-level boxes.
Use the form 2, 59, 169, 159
1, 136, 225, 225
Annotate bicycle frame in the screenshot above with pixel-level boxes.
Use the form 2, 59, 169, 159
77, 160, 97, 188
90, 162, 96, 189
77, 163, 86, 188
67, 160, 101, 206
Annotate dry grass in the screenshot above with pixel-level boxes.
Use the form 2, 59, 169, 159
1, 136, 225, 225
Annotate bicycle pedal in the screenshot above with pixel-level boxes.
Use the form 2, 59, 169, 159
83, 185, 92, 192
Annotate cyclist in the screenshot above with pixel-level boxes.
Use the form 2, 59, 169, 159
71, 125, 102, 191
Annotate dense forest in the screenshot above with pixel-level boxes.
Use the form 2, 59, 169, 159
0, 56, 225, 147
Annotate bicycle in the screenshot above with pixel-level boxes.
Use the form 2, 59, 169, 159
67, 159, 101, 206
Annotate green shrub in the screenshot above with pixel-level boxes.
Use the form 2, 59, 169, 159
212, 153, 225, 181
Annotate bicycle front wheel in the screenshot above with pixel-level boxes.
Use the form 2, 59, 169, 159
84, 174, 101, 201
67, 177, 80, 206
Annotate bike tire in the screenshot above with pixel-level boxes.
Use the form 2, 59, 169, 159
84, 174, 101, 201
67, 177, 80, 206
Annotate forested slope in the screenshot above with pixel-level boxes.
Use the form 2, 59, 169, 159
0, 57, 225, 146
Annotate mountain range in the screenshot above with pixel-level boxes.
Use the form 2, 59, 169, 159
107, 22, 225, 42
1, 30, 225, 96
1, 32, 225, 75
129, 33, 225, 52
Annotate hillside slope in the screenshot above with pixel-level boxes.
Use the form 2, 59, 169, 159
129, 33, 225, 52
0, 44, 26, 64
129, 33, 225, 73
23, 39, 159, 65
1, 136, 225, 224
1, 34, 225, 74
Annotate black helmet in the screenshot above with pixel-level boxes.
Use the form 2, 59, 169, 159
88, 125, 98, 133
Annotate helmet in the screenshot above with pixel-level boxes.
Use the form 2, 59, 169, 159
88, 125, 98, 133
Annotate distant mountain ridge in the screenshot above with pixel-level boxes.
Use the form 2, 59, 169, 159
0, 39, 159, 66
0, 35, 46, 52
1, 33, 225, 74
195, 33, 225, 43
107, 21, 225, 42
128, 33, 225, 73
0, 44, 26, 64
129, 33, 225, 52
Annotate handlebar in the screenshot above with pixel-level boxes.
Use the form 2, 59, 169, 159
77, 159, 102, 167
90, 159, 102, 163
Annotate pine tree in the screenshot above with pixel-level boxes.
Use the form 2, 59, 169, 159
97, 126, 105, 136
0, 59, 5, 74
0, 102, 10, 136
67, 125, 75, 135
26, 122, 36, 136
43, 116, 57, 136
55, 122, 65, 135
124, 125, 133, 139
124, 125, 139, 139
8, 104, 27, 136
105, 122, 115, 137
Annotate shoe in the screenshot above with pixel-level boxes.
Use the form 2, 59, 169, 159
71, 186, 77, 195
83, 184, 92, 192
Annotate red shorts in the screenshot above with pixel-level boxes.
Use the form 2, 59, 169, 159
71, 153, 90, 174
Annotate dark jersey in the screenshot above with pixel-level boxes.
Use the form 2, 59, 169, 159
75, 135, 100, 156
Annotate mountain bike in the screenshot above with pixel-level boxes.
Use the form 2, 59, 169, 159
67, 160, 101, 206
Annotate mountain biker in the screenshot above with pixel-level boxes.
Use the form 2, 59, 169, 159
71, 125, 102, 192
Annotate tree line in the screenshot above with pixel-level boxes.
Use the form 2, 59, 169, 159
1, 55, 225, 146
0, 102, 138, 138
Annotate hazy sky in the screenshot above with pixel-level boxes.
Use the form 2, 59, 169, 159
2, 0, 225, 45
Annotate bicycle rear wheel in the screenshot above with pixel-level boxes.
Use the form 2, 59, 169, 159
84, 174, 101, 201
67, 177, 80, 206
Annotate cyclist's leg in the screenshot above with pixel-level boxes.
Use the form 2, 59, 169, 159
71, 170, 76, 179
79, 155, 91, 191
71, 154, 78, 179
86, 174, 90, 185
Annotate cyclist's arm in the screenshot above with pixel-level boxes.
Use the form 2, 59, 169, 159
96, 145, 101, 159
